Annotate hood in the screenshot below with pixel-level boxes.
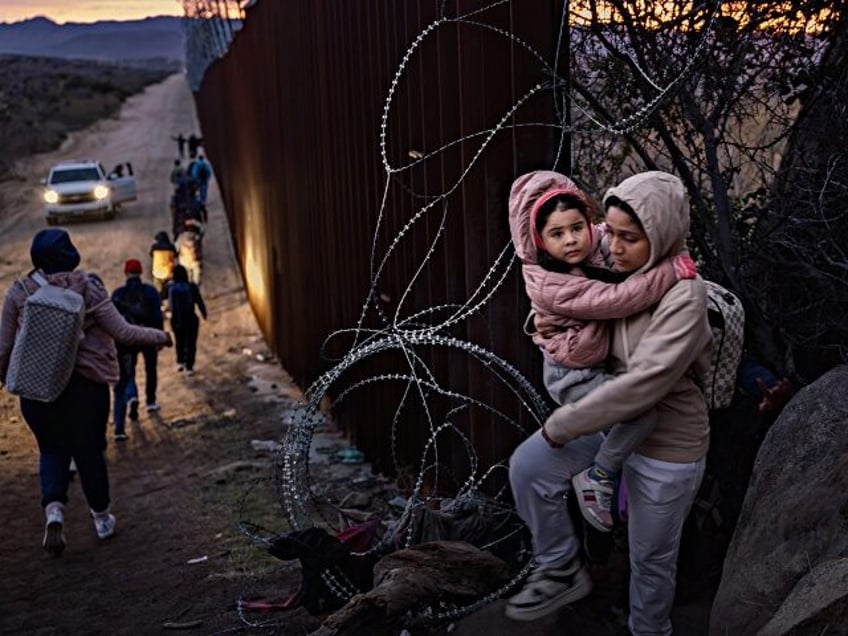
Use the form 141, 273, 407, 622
603, 171, 690, 274
30, 228, 81, 274
508, 170, 599, 265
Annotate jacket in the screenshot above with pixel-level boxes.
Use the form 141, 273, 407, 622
509, 170, 683, 368
0, 271, 169, 386
544, 171, 712, 463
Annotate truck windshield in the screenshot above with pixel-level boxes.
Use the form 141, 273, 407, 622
50, 168, 101, 184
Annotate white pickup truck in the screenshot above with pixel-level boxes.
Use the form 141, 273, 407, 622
42, 160, 137, 225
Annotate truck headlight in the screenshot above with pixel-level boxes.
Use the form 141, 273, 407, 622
44, 190, 59, 204
94, 185, 109, 200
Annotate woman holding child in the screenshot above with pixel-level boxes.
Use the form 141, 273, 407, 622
506, 171, 712, 636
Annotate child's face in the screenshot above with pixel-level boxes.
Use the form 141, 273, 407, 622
606, 206, 651, 272
540, 207, 592, 266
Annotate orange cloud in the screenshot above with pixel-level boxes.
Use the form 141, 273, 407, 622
0, 1, 183, 24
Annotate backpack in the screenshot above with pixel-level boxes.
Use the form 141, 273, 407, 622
703, 281, 745, 410
168, 281, 194, 327
115, 284, 150, 326
5, 272, 86, 402
151, 248, 175, 282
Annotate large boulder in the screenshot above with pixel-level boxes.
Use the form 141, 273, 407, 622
709, 365, 848, 635
756, 557, 848, 635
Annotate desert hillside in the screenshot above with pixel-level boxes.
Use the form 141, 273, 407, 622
0, 55, 175, 180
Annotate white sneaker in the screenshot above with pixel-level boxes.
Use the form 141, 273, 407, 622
145, 402, 160, 412
505, 558, 592, 621
43, 502, 66, 556
91, 510, 117, 540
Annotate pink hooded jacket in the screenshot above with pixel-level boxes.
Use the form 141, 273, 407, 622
0, 271, 170, 387
509, 170, 681, 368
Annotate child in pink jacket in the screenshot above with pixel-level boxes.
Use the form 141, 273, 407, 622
509, 171, 696, 531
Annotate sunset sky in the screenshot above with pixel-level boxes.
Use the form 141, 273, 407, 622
0, 0, 184, 24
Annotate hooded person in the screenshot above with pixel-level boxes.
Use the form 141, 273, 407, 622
149, 230, 177, 296
506, 172, 712, 635
0, 229, 172, 558
30, 227, 81, 274
507, 171, 698, 535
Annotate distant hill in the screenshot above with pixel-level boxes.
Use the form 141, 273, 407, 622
0, 16, 184, 63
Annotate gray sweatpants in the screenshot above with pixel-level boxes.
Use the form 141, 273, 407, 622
542, 355, 656, 472
509, 431, 705, 635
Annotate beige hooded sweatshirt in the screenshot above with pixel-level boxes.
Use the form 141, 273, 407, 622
544, 171, 712, 463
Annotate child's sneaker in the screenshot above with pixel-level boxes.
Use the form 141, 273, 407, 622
91, 510, 117, 540
145, 402, 160, 413
43, 502, 66, 557
505, 558, 592, 621
572, 466, 616, 532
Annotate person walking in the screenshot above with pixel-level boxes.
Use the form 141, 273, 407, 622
187, 133, 202, 159
150, 231, 177, 298
171, 133, 186, 158
167, 264, 207, 375
506, 172, 712, 635
189, 154, 212, 205
0, 229, 172, 556
110, 259, 165, 440
169, 159, 186, 186
176, 217, 204, 286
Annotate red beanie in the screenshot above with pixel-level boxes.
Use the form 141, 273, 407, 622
124, 258, 143, 275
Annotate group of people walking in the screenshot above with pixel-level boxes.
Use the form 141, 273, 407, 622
110, 254, 207, 441
168, 153, 211, 285
0, 230, 174, 555
1, 221, 208, 553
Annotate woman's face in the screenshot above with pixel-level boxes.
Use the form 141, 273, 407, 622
606, 206, 650, 273
540, 207, 593, 266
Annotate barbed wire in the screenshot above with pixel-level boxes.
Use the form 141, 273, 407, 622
182, 0, 247, 91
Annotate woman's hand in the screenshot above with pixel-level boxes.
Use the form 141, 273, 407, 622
540, 425, 564, 449
541, 406, 574, 448
755, 377, 792, 413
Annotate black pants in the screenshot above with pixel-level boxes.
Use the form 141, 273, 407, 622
172, 315, 200, 370
21, 373, 111, 511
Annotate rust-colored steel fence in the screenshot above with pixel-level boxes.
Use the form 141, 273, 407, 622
193, 1, 569, 482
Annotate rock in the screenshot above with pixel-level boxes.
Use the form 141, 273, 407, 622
709, 365, 848, 635
756, 557, 848, 635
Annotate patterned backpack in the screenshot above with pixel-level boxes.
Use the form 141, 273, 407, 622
703, 280, 745, 410
5, 271, 86, 402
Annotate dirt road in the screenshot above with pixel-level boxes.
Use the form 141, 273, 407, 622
0, 74, 320, 634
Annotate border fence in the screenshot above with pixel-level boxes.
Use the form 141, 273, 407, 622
186, 1, 570, 481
